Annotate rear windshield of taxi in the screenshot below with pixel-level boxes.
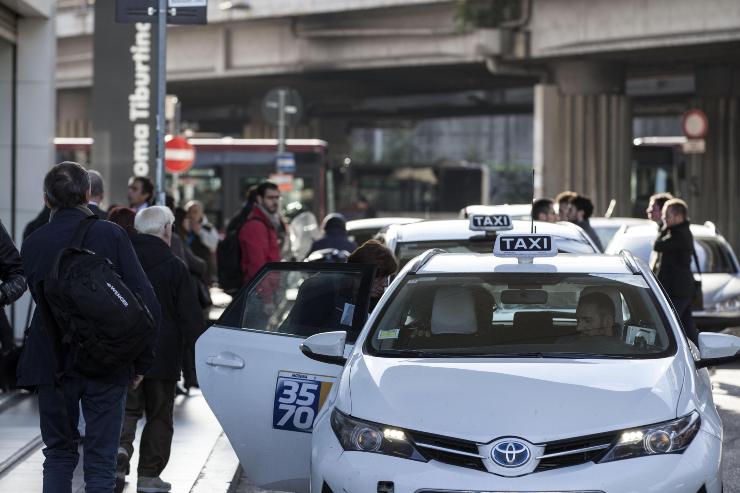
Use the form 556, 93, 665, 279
395, 238, 596, 269
366, 273, 677, 359
608, 235, 738, 274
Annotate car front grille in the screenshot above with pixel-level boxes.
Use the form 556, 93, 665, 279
406, 428, 617, 475
406, 430, 487, 471
534, 431, 616, 472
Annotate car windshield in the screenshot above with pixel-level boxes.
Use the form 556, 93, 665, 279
367, 273, 675, 359
396, 238, 595, 268
607, 235, 737, 274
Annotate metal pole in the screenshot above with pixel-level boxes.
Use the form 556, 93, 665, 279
155, 0, 167, 205
277, 89, 286, 155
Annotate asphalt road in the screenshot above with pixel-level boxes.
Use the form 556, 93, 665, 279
712, 362, 740, 492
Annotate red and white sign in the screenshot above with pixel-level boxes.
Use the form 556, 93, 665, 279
268, 173, 294, 192
165, 136, 195, 173
682, 109, 708, 139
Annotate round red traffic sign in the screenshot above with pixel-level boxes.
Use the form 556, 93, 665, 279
682, 109, 708, 139
165, 136, 195, 174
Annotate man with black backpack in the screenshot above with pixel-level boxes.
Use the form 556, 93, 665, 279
19, 162, 160, 493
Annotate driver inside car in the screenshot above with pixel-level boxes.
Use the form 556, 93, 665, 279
575, 292, 617, 337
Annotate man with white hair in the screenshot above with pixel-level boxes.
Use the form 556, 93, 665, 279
87, 170, 108, 219
116, 206, 204, 493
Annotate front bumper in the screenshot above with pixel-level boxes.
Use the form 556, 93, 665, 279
311, 419, 722, 493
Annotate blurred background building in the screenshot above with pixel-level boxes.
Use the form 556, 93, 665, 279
4, 0, 740, 247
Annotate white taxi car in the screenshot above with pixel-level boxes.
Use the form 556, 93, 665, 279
381, 215, 599, 268
196, 233, 739, 493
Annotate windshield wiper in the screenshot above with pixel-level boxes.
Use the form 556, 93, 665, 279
377, 349, 468, 358
535, 352, 626, 359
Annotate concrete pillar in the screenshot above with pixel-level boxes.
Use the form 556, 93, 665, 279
1, 6, 56, 338
534, 60, 631, 217
686, 66, 740, 254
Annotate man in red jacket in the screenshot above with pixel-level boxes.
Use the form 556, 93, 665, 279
239, 182, 282, 286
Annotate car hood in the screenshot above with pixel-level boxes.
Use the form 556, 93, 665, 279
347, 356, 684, 444
699, 273, 740, 305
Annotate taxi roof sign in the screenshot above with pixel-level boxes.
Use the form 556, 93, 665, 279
494, 234, 557, 259
469, 214, 513, 232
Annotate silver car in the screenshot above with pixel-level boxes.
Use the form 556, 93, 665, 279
607, 222, 740, 330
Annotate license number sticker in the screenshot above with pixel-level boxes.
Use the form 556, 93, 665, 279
273, 371, 336, 433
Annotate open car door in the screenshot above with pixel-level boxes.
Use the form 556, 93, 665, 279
196, 262, 375, 493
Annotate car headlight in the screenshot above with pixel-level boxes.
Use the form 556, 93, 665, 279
599, 411, 701, 463
710, 295, 740, 313
330, 409, 426, 461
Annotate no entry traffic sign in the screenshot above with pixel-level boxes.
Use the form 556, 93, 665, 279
682, 109, 708, 139
165, 136, 195, 173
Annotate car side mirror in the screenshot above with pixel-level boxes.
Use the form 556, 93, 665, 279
695, 332, 740, 368
300, 331, 348, 366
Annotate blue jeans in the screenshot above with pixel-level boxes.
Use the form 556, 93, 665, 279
37, 378, 127, 493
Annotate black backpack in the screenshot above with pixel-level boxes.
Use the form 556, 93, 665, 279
217, 206, 253, 293
40, 216, 155, 379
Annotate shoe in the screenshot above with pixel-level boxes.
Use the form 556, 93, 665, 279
137, 476, 172, 492
116, 447, 130, 475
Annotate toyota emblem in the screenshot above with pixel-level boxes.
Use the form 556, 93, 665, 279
491, 440, 531, 468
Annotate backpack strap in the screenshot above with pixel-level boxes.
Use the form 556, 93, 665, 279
70, 215, 97, 250
49, 215, 98, 281
692, 249, 702, 278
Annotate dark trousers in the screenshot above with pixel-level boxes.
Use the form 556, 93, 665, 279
0, 309, 14, 352
672, 295, 698, 344
119, 379, 176, 478
37, 379, 127, 493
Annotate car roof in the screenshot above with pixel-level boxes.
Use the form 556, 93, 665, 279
589, 217, 652, 227
462, 204, 532, 219
619, 222, 720, 239
417, 253, 633, 275
346, 217, 423, 230
389, 219, 592, 243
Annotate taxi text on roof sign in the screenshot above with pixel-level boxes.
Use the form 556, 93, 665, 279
494, 234, 557, 258
469, 214, 513, 232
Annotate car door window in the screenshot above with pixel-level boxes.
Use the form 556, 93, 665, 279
217, 262, 375, 342
692, 239, 737, 274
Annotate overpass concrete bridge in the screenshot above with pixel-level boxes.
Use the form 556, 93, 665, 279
56, 0, 740, 248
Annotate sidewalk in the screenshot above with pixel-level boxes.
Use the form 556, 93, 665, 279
0, 390, 240, 493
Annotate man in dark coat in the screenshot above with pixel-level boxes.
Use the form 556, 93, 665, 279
117, 206, 204, 493
308, 213, 357, 256
653, 198, 698, 343
20, 162, 160, 493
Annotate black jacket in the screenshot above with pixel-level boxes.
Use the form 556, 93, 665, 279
574, 219, 604, 252
0, 221, 26, 307
132, 234, 204, 380
309, 229, 357, 255
653, 220, 696, 299
22, 207, 50, 241
19, 208, 160, 386
88, 203, 108, 220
